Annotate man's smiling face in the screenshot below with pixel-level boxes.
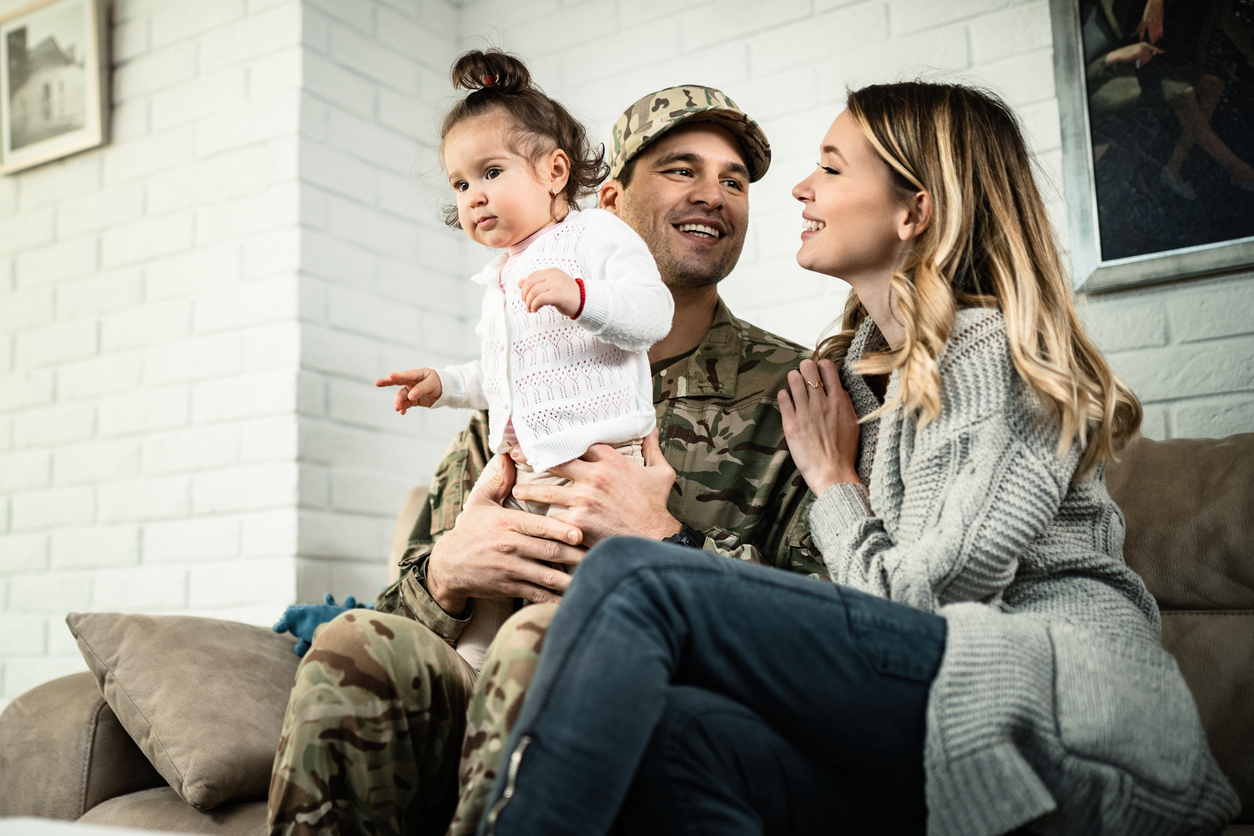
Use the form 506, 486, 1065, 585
614, 122, 750, 290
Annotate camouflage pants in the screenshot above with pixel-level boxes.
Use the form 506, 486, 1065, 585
447, 604, 555, 836
266, 605, 555, 836
266, 609, 475, 836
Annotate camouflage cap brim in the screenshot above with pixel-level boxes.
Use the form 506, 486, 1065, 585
609, 85, 771, 183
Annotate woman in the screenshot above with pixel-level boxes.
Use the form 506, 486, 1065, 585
473, 83, 1239, 836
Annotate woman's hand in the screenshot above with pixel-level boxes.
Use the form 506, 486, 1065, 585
779, 358, 860, 496
519, 269, 581, 316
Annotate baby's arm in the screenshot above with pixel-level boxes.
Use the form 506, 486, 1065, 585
573, 210, 674, 352
377, 360, 490, 413
519, 269, 582, 317
375, 368, 443, 414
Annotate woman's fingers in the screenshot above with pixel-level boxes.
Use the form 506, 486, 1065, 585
786, 368, 813, 410
778, 389, 797, 436
817, 358, 840, 393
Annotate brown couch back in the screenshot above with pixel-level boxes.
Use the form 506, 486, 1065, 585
1107, 433, 1254, 822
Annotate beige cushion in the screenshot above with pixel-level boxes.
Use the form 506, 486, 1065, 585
1107, 434, 1254, 823
389, 486, 429, 584
67, 613, 300, 810
1106, 433, 1254, 610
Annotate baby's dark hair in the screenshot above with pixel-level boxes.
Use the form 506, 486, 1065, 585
440, 49, 608, 228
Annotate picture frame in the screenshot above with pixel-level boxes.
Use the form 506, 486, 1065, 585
1, 0, 108, 176
1050, 0, 1254, 293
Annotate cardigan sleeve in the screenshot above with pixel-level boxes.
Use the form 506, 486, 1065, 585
435, 359, 489, 410
809, 320, 1080, 612
573, 209, 674, 352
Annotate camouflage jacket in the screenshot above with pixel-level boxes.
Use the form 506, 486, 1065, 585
375, 300, 827, 641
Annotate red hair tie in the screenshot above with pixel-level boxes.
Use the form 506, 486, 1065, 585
482, 74, 497, 87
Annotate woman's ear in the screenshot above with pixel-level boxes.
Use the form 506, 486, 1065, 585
897, 190, 932, 242
545, 148, 571, 194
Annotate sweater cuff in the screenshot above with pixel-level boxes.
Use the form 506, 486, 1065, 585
574, 278, 611, 334
809, 482, 873, 546
400, 555, 472, 645
432, 367, 465, 409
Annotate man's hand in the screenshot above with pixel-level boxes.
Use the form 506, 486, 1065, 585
375, 368, 443, 414
519, 268, 581, 316
425, 453, 586, 616
514, 429, 682, 547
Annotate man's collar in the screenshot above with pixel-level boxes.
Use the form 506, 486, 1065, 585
657, 298, 743, 399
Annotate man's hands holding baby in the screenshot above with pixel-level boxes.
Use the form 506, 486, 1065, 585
519, 268, 581, 317
514, 429, 681, 547
426, 453, 585, 616
375, 368, 443, 414
425, 429, 682, 616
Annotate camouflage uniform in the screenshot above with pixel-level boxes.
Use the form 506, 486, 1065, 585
608, 86, 772, 182
267, 300, 824, 836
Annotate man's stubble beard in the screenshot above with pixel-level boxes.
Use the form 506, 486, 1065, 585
622, 204, 746, 291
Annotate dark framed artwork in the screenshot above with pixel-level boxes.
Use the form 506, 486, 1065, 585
1051, 0, 1254, 292
1, 0, 108, 176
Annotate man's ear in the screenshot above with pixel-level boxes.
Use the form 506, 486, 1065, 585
599, 179, 625, 215
897, 189, 932, 242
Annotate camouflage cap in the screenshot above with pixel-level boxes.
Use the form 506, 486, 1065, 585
609, 85, 771, 183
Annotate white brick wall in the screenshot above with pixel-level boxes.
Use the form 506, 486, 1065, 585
2, 0, 1251, 710
294, 0, 464, 606
0, 0, 313, 708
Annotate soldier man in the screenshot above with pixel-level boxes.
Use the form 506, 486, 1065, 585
267, 86, 825, 836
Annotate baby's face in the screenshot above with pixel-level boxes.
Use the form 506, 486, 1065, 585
445, 113, 554, 249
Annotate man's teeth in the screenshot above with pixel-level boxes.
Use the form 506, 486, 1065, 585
803, 219, 825, 232
677, 223, 721, 239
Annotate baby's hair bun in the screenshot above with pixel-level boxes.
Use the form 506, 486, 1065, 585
451, 49, 531, 95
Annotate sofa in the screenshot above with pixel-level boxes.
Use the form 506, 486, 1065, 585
0, 434, 1251, 834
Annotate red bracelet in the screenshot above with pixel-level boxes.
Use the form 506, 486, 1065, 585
574, 278, 586, 318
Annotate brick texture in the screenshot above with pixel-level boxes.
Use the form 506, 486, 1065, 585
0, 0, 313, 705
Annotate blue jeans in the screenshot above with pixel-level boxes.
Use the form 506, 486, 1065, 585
477, 538, 947, 836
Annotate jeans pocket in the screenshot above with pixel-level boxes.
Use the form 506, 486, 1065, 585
841, 586, 946, 684
1051, 623, 1202, 793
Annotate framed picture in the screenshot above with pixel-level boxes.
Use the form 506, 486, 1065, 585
1050, 0, 1254, 293
1, 0, 108, 176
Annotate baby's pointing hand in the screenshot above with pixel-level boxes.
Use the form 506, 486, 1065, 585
374, 368, 443, 414
519, 268, 581, 317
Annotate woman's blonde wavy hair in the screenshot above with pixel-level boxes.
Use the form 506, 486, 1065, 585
815, 82, 1140, 477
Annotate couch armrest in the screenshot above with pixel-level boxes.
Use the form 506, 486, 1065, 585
0, 671, 165, 820
388, 486, 429, 584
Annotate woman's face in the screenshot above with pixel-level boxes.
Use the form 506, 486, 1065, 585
792, 111, 912, 286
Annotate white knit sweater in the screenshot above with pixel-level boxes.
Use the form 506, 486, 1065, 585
434, 209, 673, 472
809, 308, 1238, 836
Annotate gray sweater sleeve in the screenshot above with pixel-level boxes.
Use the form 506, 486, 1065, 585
809, 313, 1079, 613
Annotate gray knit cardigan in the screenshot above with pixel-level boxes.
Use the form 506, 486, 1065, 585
809, 308, 1238, 836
